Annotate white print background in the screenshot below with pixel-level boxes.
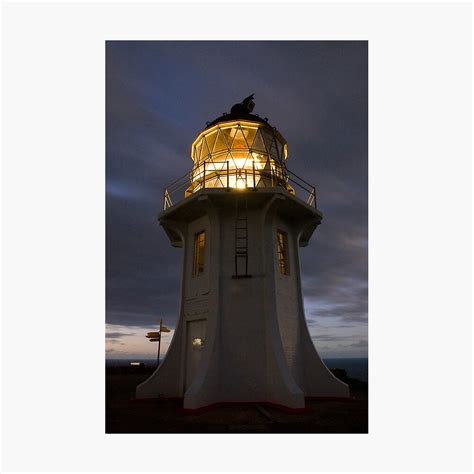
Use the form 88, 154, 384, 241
2, 1, 472, 472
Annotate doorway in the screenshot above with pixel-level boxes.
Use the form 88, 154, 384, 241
185, 319, 207, 391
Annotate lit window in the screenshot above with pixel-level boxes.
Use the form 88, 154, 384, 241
276, 230, 289, 275
192, 337, 205, 349
193, 231, 206, 276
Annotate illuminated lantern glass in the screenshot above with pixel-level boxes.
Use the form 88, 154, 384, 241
185, 121, 293, 196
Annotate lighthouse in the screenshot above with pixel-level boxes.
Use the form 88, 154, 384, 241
136, 95, 349, 409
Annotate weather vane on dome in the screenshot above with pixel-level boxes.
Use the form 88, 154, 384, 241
230, 93, 255, 115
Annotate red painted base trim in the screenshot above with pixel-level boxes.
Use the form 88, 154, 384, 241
178, 401, 310, 415
132, 396, 183, 403
131, 395, 353, 414
305, 396, 354, 402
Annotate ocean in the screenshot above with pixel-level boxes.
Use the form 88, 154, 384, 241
106, 357, 368, 382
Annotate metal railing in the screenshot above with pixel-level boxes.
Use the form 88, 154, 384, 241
162, 158, 317, 210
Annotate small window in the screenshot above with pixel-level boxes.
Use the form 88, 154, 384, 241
276, 230, 289, 275
192, 337, 205, 350
193, 231, 206, 276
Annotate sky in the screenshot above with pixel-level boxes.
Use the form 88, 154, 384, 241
106, 41, 367, 360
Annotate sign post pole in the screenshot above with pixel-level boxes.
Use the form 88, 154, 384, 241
157, 318, 162, 367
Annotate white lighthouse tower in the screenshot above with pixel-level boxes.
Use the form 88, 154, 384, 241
136, 95, 349, 409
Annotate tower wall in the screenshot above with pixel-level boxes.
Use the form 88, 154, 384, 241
136, 189, 349, 408
273, 215, 306, 386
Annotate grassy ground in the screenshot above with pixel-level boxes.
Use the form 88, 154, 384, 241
106, 368, 368, 434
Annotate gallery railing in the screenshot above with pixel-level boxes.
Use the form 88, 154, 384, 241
162, 158, 317, 211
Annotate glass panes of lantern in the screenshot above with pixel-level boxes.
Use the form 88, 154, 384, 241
188, 121, 291, 194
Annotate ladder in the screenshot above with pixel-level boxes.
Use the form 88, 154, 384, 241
233, 196, 250, 278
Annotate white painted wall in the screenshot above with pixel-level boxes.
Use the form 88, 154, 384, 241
136, 188, 348, 407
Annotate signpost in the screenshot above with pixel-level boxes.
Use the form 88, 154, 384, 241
146, 318, 171, 368
157, 319, 162, 365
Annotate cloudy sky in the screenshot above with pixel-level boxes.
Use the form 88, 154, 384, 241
106, 41, 367, 359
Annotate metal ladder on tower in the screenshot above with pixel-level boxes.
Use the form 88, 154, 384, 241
233, 196, 251, 278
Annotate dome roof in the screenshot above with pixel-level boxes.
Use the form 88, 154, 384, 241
204, 94, 275, 131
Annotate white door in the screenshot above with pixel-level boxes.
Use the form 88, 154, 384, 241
185, 319, 207, 390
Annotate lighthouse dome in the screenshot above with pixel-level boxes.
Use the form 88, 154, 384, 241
205, 94, 271, 129
186, 95, 291, 195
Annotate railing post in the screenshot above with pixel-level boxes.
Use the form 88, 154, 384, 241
164, 189, 172, 210
227, 161, 229, 189
252, 161, 256, 188
203, 161, 206, 189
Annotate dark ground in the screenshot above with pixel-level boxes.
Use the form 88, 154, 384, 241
106, 367, 368, 433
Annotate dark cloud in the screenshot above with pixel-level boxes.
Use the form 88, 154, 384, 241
348, 340, 368, 348
313, 334, 346, 342
106, 41, 367, 356
106, 332, 136, 339
107, 339, 125, 346
106, 347, 127, 353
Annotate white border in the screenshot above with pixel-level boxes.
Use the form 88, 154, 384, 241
2, 1, 472, 472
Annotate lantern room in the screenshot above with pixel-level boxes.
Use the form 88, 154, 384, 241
184, 94, 294, 196
185, 120, 292, 195
163, 95, 316, 211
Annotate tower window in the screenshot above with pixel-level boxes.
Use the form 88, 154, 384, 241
276, 230, 289, 275
193, 231, 206, 275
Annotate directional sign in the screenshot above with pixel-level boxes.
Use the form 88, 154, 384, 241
147, 318, 167, 367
